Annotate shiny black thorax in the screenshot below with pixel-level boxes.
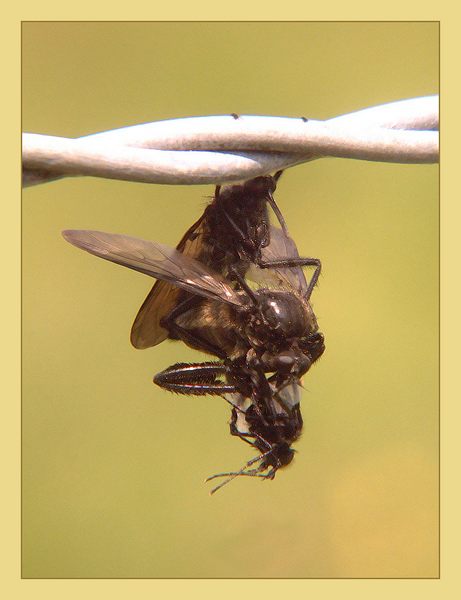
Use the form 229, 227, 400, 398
169, 287, 323, 380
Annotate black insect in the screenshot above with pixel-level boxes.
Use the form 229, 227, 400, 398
62, 174, 325, 491
129, 174, 322, 390
62, 223, 325, 492
204, 380, 305, 493
130, 173, 295, 351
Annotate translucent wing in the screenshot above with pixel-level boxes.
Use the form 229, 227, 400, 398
275, 381, 301, 410
62, 230, 241, 307
130, 213, 208, 349
226, 380, 301, 413
247, 225, 308, 296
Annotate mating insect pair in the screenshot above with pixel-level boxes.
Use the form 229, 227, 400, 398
63, 173, 325, 493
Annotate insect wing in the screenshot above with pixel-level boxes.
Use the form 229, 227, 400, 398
131, 279, 181, 348
131, 214, 207, 349
247, 225, 309, 296
62, 230, 241, 306
275, 381, 301, 411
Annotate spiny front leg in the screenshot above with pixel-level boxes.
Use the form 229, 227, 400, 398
154, 361, 235, 396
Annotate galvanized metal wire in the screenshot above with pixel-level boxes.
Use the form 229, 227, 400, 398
22, 95, 439, 188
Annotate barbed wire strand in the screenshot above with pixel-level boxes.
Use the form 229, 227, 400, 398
22, 95, 438, 188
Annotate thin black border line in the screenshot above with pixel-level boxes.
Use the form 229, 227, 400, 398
20, 20, 441, 580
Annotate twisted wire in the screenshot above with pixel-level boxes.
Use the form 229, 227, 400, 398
22, 95, 439, 188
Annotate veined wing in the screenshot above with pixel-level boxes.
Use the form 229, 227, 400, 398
62, 229, 241, 307
131, 213, 208, 349
275, 381, 301, 410
247, 225, 308, 296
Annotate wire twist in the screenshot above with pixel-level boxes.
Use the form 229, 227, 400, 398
22, 95, 439, 187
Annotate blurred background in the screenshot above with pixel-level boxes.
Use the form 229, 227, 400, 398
22, 22, 438, 578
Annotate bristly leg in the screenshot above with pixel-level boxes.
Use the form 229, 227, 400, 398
154, 362, 235, 395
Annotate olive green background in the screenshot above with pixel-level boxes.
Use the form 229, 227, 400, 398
22, 22, 438, 578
